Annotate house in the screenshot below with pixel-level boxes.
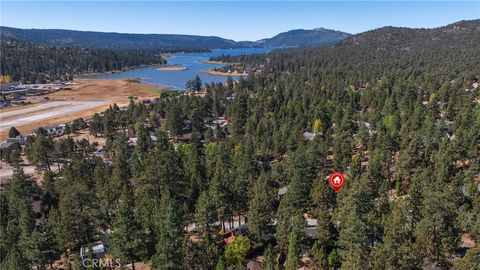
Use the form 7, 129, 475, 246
209, 117, 230, 129
247, 258, 262, 270
303, 131, 323, 141
278, 186, 288, 196
7, 137, 25, 145
31, 200, 44, 226
0, 141, 21, 152
0, 99, 11, 108
41, 124, 66, 136
127, 129, 136, 138
80, 235, 110, 262
93, 149, 107, 160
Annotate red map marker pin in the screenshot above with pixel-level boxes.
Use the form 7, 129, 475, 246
329, 172, 345, 192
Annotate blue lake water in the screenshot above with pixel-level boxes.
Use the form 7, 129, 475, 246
90, 47, 273, 90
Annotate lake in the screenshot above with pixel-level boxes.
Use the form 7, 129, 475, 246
90, 47, 273, 90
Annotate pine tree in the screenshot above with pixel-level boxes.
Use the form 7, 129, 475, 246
31, 134, 54, 172
166, 102, 184, 139
453, 246, 480, 270
261, 244, 276, 270
229, 89, 248, 139
8, 126, 21, 138
152, 193, 184, 269
215, 255, 226, 270
194, 191, 217, 235
276, 171, 310, 250
3, 245, 29, 270
372, 200, 420, 269
111, 184, 142, 270
311, 241, 328, 269
414, 189, 458, 264
208, 152, 231, 232
247, 173, 273, 241
285, 215, 304, 270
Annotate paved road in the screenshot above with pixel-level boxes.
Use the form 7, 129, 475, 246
0, 101, 106, 131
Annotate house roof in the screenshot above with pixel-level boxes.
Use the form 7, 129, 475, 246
247, 260, 261, 270
0, 141, 17, 149
278, 186, 288, 196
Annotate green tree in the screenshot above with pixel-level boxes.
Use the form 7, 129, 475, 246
194, 191, 217, 235
372, 200, 420, 269
276, 171, 311, 250
261, 245, 276, 270
229, 90, 248, 139
166, 102, 184, 139
453, 246, 480, 270
415, 189, 458, 264
152, 193, 184, 269
285, 215, 305, 270
224, 236, 251, 266
8, 126, 21, 138
247, 173, 273, 241
193, 75, 203, 91
111, 184, 142, 270
215, 256, 226, 270
31, 135, 54, 171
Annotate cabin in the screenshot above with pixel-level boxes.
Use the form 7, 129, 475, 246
247, 258, 262, 270
207, 117, 230, 129
80, 235, 110, 262
41, 124, 66, 136
7, 137, 25, 145
278, 186, 288, 196
303, 131, 323, 141
0, 141, 21, 152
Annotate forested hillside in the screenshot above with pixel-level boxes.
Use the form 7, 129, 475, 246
0, 39, 166, 83
216, 20, 480, 82
0, 26, 247, 51
1, 20, 479, 269
255, 27, 351, 47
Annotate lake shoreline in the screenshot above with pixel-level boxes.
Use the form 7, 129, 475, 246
202, 70, 249, 76
157, 65, 188, 71
87, 47, 273, 89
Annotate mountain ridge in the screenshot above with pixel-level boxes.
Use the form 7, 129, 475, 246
0, 26, 350, 51
256, 27, 351, 47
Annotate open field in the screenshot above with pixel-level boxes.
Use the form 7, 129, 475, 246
0, 79, 165, 139
47, 78, 162, 101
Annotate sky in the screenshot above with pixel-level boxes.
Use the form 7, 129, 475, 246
1, 1, 479, 41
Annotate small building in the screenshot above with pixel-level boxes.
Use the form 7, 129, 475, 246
7, 137, 25, 145
80, 235, 110, 262
210, 117, 230, 128
278, 186, 288, 196
303, 131, 323, 141
0, 100, 11, 108
247, 259, 262, 270
0, 141, 21, 152
42, 124, 66, 136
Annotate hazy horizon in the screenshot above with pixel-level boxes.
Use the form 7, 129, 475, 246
1, 1, 479, 41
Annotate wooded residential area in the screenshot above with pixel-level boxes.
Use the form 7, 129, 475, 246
0, 19, 479, 270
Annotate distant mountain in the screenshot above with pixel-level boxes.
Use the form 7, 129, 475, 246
255, 27, 351, 47
0, 26, 350, 51
0, 26, 243, 51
